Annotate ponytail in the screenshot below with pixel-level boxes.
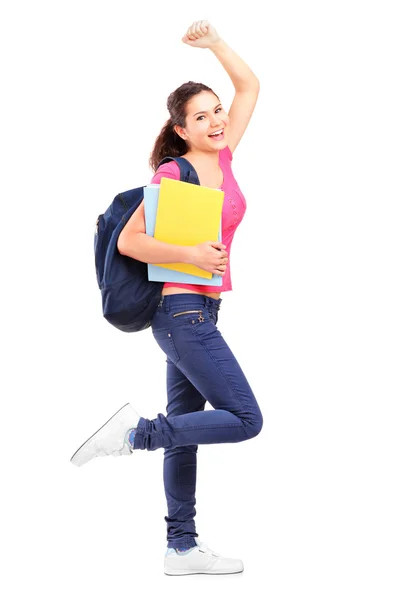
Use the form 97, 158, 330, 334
149, 118, 188, 173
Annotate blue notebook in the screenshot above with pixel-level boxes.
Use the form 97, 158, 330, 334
144, 184, 223, 286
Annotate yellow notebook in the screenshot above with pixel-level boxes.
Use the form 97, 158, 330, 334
153, 177, 224, 279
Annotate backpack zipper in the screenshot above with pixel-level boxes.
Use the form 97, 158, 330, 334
172, 310, 205, 323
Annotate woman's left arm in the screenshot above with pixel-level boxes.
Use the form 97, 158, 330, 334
183, 20, 260, 154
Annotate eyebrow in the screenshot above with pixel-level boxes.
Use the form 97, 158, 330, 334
193, 103, 222, 117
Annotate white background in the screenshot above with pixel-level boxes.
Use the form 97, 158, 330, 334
1, 0, 399, 598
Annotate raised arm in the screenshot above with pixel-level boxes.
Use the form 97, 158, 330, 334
182, 20, 260, 154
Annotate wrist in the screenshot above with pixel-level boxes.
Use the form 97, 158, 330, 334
208, 38, 225, 52
182, 245, 196, 264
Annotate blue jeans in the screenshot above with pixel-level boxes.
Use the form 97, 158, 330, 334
132, 294, 263, 549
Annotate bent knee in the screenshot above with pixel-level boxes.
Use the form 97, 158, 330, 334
246, 412, 263, 440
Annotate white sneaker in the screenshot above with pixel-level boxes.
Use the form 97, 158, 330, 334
164, 539, 244, 576
70, 403, 141, 467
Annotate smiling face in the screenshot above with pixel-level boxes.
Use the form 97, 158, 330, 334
174, 91, 230, 153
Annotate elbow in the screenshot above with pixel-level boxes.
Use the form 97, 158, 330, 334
117, 232, 138, 258
117, 233, 127, 256
251, 76, 260, 93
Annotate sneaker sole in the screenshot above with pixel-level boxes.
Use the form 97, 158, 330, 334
70, 402, 132, 465
164, 568, 244, 576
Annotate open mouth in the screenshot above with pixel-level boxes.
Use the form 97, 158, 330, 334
208, 128, 224, 141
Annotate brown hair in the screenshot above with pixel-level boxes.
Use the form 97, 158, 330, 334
149, 81, 219, 172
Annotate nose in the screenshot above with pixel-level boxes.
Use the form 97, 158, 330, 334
210, 115, 222, 128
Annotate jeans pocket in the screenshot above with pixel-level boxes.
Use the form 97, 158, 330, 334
152, 328, 180, 364
170, 308, 211, 326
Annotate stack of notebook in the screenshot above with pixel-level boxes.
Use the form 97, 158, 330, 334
144, 177, 224, 286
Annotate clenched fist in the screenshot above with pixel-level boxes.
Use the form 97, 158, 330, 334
182, 20, 221, 49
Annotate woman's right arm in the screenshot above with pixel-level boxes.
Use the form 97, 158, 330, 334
117, 162, 228, 273
117, 199, 228, 274
117, 198, 194, 264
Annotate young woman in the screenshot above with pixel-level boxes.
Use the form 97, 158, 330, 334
71, 20, 263, 576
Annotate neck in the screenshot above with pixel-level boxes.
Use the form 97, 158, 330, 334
184, 148, 220, 167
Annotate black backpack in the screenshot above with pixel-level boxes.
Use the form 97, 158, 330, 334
94, 157, 200, 333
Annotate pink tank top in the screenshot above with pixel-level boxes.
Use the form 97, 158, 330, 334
150, 145, 247, 293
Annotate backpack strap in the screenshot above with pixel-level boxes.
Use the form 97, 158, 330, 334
156, 156, 200, 186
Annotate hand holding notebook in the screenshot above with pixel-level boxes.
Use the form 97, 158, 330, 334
189, 240, 227, 273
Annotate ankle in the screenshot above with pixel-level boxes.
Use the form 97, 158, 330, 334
126, 428, 137, 449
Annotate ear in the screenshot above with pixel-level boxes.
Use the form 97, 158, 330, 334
174, 125, 187, 140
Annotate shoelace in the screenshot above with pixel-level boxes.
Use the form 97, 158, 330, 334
198, 542, 220, 558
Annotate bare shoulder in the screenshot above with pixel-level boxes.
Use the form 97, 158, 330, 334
151, 160, 181, 184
